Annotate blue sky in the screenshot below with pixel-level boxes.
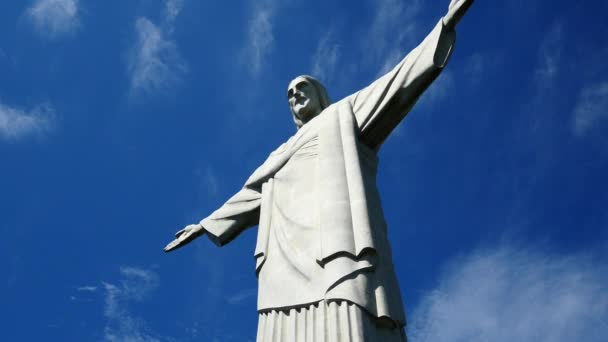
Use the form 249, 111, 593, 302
1, 0, 607, 341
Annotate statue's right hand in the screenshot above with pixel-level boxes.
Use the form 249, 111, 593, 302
163, 223, 205, 253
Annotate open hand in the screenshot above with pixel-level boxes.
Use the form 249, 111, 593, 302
164, 223, 205, 253
443, 0, 474, 30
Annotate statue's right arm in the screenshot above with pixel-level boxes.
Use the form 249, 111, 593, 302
197, 141, 293, 247
198, 185, 262, 246
164, 144, 288, 253
164, 223, 206, 252
164, 184, 262, 253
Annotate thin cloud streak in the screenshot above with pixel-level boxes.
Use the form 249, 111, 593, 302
416, 70, 454, 110
0, 101, 54, 141
226, 288, 257, 305
76, 285, 98, 292
25, 0, 80, 39
128, 0, 187, 96
202, 166, 219, 196
163, 0, 183, 27
311, 31, 340, 82
102, 266, 166, 342
366, 0, 422, 74
243, 3, 275, 77
573, 82, 608, 136
534, 23, 563, 86
409, 245, 608, 342
464, 52, 486, 85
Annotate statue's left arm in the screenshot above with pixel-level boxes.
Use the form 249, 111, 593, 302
348, 0, 473, 150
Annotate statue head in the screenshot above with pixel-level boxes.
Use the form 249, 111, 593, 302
287, 75, 331, 129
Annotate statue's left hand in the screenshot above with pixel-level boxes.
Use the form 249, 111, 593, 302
164, 223, 205, 253
443, 0, 474, 30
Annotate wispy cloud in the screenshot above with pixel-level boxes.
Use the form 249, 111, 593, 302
76, 285, 98, 292
199, 166, 219, 196
226, 288, 256, 305
416, 70, 454, 109
311, 31, 340, 82
391, 69, 454, 137
534, 23, 563, 86
517, 21, 565, 144
242, 2, 276, 78
0, 101, 54, 141
409, 245, 608, 342
70, 285, 97, 302
163, 0, 183, 27
128, 0, 187, 96
102, 266, 166, 342
464, 52, 486, 86
365, 0, 422, 74
572, 82, 608, 136
25, 0, 80, 39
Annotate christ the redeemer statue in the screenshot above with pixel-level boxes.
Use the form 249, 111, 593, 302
164, 1, 474, 341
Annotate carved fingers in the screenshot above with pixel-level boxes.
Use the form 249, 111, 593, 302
164, 224, 205, 253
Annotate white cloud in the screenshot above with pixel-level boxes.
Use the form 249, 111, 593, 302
573, 82, 608, 136
366, 0, 422, 73
163, 0, 183, 27
25, 0, 80, 39
69, 285, 97, 302
226, 288, 256, 305
390, 69, 454, 137
409, 246, 608, 342
102, 266, 165, 342
464, 53, 485, 85
535, 24, 563, 85
416, 70, 454, 109
201, 166, 219, 196
242, 3, 275, 77
0, 101, 54, 141
128, 0, 187, 96
76, 285, 98, 292
311, 31, 340, 83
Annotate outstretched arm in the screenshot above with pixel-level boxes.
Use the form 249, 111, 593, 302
164, 223, 206, 252
348, 0, 474, 150
164, 181, 263, 253
163, 143, 291, 252
443, 0, 475, 31
164, 185, 262, 253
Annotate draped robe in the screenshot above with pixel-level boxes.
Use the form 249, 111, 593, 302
199, 20, 456, 339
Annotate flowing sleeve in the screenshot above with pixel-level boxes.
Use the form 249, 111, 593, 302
199, 141, 292, 246
199, 181, 262, 247
347, 19, 456, 150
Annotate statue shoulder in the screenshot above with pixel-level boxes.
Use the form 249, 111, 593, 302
269, 141, 289, 156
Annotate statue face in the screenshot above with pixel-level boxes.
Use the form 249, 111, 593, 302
287, 77, 322, 123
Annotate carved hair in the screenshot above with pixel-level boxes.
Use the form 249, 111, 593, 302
289, 75, 331, 129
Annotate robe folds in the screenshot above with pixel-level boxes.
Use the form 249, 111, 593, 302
200, 20, 456, 329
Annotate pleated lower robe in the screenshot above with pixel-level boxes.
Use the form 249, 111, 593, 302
257, 300, 406, 342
